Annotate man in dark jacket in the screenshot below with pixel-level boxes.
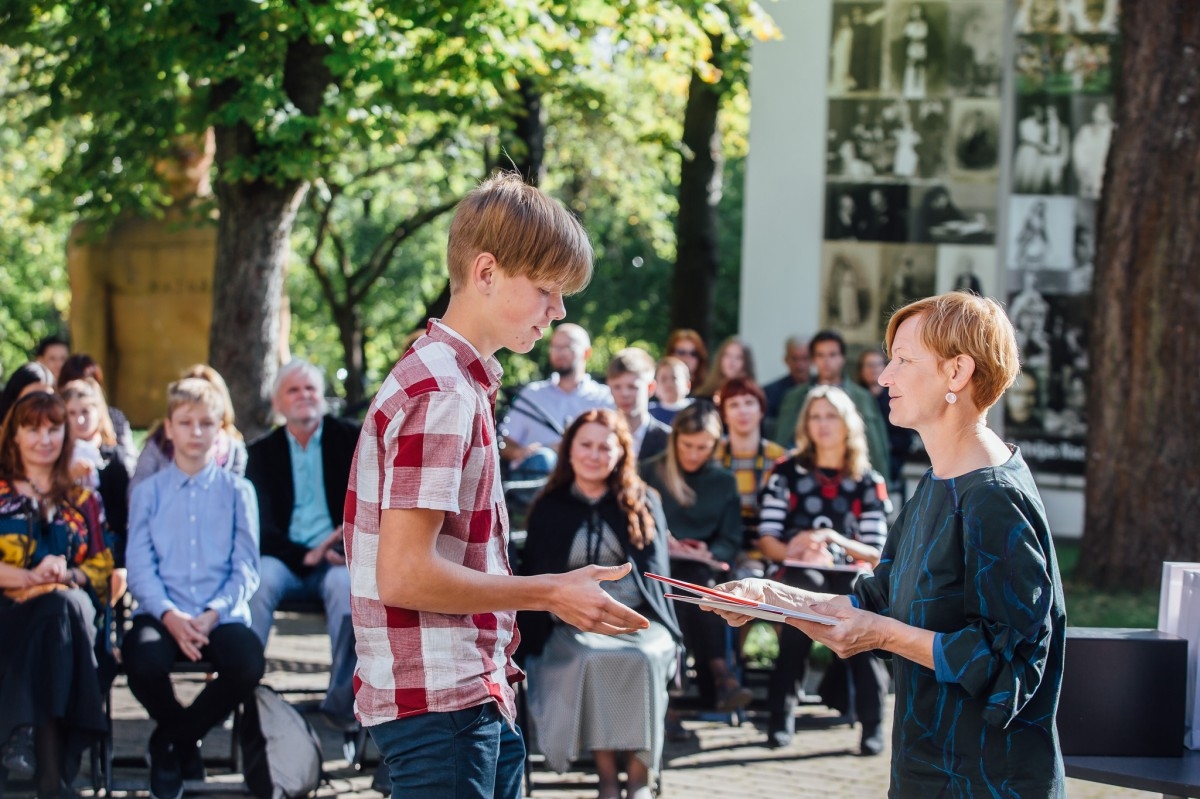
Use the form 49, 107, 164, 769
246, 358, 361, 727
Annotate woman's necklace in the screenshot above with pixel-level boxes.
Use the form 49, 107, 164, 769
813, 467, 843, 500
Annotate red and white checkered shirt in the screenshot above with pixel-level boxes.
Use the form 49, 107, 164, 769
345, 319, 522, 726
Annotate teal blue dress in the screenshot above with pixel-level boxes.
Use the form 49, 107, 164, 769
854, 448, 1066, 797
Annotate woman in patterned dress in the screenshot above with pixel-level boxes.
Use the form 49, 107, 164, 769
754, 385, 891, 753
715, 293, 1067, 797
519, 409, 681, 799
0, 391, 113, 799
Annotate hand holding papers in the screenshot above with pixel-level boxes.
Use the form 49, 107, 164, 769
646, 572, 838, 625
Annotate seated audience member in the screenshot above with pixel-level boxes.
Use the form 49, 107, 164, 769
59, 354, 138, 473
125, 378, 263, 799
246, 359, 360, 728
762, 336, 811, 433
639, 402, 750, 713
130, 364, 246, 495
693, 336, 756, 401
856, 347, 913, 499
663, 329, 708, 388
773, 330, 892, 482
499, 323, 613, 480
606, 348, 670, 461
0, 362, 55, 424
519, 409, 681, 799
713, 377, 787, 568
32, 336, 70, 385
647, 356, 693, 426
0, 391, 113, 799
61, 378, 131, 570
756, 386, 891, 753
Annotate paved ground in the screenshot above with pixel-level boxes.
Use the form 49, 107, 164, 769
8, 612, 1147, 798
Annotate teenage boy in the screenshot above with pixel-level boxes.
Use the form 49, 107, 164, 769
345, 171, 649, 799
606, 347, 670, 460
126, 378, 263, 799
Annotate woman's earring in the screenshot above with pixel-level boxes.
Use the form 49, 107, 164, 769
945, 391, 957, 405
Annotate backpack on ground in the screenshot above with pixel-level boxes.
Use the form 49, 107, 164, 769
240, 685, 324, 799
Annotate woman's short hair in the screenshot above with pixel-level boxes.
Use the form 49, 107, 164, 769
446, 170, 593, 296
0, 391, 76, 507
538, 408, 656, 549
793, 385, 871, 481
885, 292, 1020, 411
658, 400, 723, 507
58, 353, 106, 388
716, 377, 767, 420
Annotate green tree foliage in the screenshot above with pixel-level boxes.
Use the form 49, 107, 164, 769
0, 47, 71, 376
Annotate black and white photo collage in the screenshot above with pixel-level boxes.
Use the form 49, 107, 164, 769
1005, 0, 1117, 472
821, 0, 1005, 349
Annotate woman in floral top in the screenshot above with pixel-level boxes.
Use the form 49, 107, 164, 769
0, 391, 112, 799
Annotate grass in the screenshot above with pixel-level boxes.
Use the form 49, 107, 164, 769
739, 539, 1161, 669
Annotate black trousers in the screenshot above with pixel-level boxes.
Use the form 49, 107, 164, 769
122, 616, 264, 746
669, 559, 731, 706
768, 565, 887, 735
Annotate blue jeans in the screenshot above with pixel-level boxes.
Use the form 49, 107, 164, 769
369, 702, 525, 799
248, 556, 355, 722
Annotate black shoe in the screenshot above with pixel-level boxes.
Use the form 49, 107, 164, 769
860, 721, 885, 756
178, 739, 205, 782
146, 730, 183, 799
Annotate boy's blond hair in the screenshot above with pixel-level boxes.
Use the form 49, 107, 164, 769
446, 171, 593, 295
167, 377, 226, 421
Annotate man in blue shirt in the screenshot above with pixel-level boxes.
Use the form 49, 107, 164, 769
126, 378, 263, 799
245, 359, 360, 729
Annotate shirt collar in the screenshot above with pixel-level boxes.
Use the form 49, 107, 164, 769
426, 319, 504, 394
285, 419, 324, 452
167, 458, 219, 491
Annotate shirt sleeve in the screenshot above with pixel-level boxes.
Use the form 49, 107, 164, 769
381, 389, 472, 514
931, 482, 1059, 729
756, 463, 791, 542
854, 471, 891, 553
205, 478, 261, 624
126, 480, 178, 620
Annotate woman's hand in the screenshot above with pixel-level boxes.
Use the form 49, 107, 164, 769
784, 530, 834, 565
32, 555, 68, 584
788, 600, 887, 659
704, 578, 829, 627
69, 459, 97, 484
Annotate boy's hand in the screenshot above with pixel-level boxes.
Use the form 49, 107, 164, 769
191, 609, 219, 636
548, 564, 650, 635
162, 610, 209, 661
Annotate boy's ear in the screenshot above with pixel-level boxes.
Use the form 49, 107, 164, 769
471, 252, 500, 294
162, 418, 174, 442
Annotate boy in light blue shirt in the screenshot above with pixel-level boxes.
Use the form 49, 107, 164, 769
125, 377, 263, 799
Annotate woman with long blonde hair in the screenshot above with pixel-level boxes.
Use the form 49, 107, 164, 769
754, 385, 891, 752
519, 409, 680, 799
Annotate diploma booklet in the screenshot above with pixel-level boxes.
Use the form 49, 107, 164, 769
646, 572, 839, 626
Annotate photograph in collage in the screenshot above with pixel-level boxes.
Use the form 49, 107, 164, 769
1008, 195, 1075, 270
826, 182, 911, 242
877, 243, 937, 331
1070, 95, 1114, 199
946, 2, 1005, 97
829, 2, 887, 95
821, 242, 885, 345
909, 182, 995, 244
884, 2, 950, 100
827, 99, 950, 181
936, 245, 995, 296
1012, 94, 1074, 195
949, 98, 1001, 180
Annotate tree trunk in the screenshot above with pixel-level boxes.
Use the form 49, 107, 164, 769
209, 172, 307, 440
1076, 3, 1200, 590
670, 35, 726, 343
333, 301, 366, 410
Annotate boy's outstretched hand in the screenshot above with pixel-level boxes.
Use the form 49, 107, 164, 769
548, 563, 650, 635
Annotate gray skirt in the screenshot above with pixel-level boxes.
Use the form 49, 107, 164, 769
526, 620, 677, 774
